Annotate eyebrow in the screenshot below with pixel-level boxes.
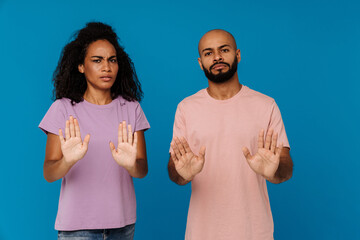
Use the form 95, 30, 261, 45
90, 55, 117, 59
201, 44, 231, 53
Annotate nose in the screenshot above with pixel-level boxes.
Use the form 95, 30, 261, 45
102, 61, 111, 72
213, 51, 223, 62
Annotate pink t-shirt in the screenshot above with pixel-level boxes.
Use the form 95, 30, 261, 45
172, 86, 289, 240
39, 97, 150, 231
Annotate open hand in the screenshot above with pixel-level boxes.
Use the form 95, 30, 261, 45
171, 137, 206, 182
110, 121, 138, 171
242, 129, 283, 181
58, 116, 90, 165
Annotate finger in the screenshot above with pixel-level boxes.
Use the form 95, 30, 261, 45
133, 131, 138, 147
258, 129, 264, 149
109, 141, 117, 156
170, 140, 176, 158
175, 137, 186, 156
83, 134, 90, 147
180, 137, 192, 153
69, 116, 75, 137
59, 129, 65, 145
74, 118, 81, 138
122, 121, 128, 143
264, 129, 273, 150
198, 146, 206, 160
170, 151, 178, 162
171, 140, 183, 160
128, 124, 133, 144
242, 147, 252, 160
270, 132, 278, 153
65, 120, 70, 140
118, 122, 123, 144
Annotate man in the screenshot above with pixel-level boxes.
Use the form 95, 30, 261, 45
168, 29, 293, 240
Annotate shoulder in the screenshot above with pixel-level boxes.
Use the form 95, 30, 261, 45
48, 98, 73, 111
242, 86, 275, 106
114, 96, 141, 110
178, 89, 207, 108
115, 96, 139, 105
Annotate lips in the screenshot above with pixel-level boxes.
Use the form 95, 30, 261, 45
212, 64, 227, 70
211, 63, 230, 70
100, 76, 112, 81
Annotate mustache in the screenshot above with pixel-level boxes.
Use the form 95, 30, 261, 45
210, 62, 230, 70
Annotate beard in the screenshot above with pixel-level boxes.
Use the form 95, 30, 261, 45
203, 55, 238, 83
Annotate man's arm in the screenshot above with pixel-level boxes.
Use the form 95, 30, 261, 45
167, 137, 206, 185
268, 147, 293, 184
168, 155, 190, 185
243, 129, 293, 184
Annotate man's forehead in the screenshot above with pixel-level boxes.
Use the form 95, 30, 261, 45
198, 30, 237, 52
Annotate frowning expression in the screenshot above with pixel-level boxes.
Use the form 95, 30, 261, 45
78, 39, 119, 92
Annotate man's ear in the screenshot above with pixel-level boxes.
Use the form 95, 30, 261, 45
78, 64, 84, 73
198, 58, 204, 70
236, 49, 241, 63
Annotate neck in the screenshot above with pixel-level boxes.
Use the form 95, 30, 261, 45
83, 88, 113, 105
207, 74, 242, 100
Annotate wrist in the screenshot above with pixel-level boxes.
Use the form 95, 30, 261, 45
62, 157, 77, 168
180, 173, 195, 182
264, 174, 282, 184
122, 161, 137, 174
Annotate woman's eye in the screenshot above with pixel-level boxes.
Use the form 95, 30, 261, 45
110, 59, 117, 63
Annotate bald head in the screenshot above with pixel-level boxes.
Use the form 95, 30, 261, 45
198, 29, 237, 55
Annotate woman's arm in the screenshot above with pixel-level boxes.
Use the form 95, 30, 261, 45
43, 117, 90, 182
128, 130, 148, 178
109, 122, 148, 178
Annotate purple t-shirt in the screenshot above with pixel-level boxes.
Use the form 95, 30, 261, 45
39, 96, 150, 230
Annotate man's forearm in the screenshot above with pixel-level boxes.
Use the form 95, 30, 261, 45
268, 154, 293, 184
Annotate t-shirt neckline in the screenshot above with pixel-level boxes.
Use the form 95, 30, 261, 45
82, 98, 118, 109
203, 85, 247, 104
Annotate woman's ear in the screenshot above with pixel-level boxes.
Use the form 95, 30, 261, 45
78, 64, 84, 73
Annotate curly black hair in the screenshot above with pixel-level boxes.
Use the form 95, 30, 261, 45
52, 22, 143, 104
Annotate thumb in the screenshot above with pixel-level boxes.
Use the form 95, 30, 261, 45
242, 147, 252, 161
109, 141, 116, 151
198, 146, 206, 163
109, 141, 118, 158
198, 146, 206, 159
84, 134, 90, 146
83, 134, 90, 148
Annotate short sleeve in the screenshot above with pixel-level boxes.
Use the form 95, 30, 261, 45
172, 102, 186, 139
169, 102, 187, 153
268, 101, 290, 149
134, 102, 150, 132
39, 100, 67, 135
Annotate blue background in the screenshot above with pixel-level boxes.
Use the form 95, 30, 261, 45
0, 0, 359, 239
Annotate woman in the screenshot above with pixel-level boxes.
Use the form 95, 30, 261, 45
39, 22, 149, 239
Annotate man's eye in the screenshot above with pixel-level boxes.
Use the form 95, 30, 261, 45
110, 59, 117, 63
222, 49, 229, 52
204, 52, 211, 56
92, 59, 101, 63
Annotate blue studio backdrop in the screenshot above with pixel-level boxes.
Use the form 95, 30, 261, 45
0, 0, 359, 239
